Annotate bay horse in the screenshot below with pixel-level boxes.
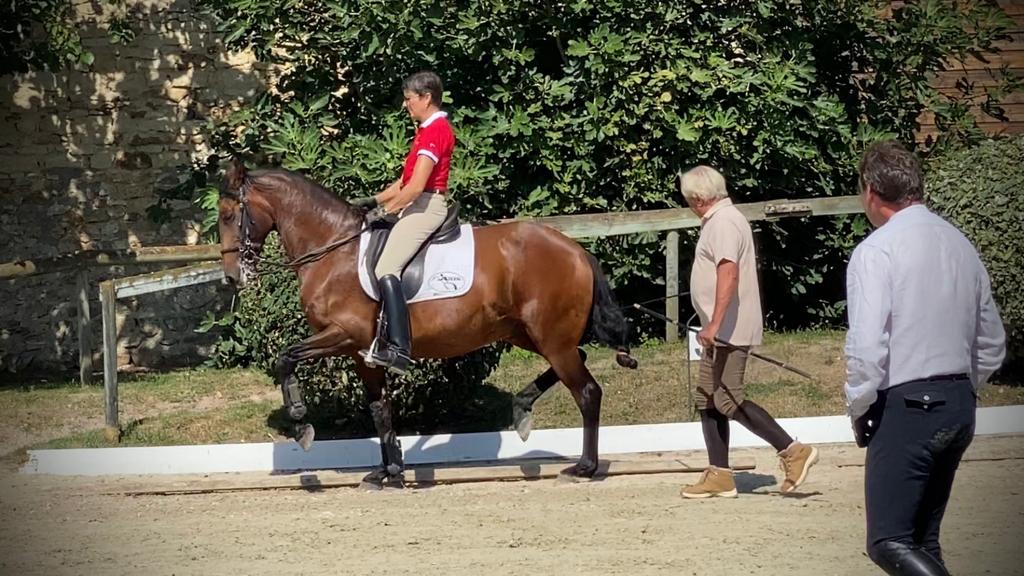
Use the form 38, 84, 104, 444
217, 160, 637, 487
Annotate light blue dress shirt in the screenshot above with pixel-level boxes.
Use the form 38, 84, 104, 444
844, 205, 1006, 419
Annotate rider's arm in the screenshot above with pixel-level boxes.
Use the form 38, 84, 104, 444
383, 155, 434, 214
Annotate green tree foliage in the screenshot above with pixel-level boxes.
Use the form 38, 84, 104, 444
1, 0, 134, 74
200, 0, 1015, 328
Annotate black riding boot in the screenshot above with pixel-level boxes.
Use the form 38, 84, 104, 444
869, 542, 950, 576
366, 274, 412, 375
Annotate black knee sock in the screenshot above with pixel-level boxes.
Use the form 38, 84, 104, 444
732, 401, 793, 452
700, 409, 730, 468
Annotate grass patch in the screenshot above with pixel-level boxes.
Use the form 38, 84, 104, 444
5, 330, 1023, 453
38, 399, 281, 449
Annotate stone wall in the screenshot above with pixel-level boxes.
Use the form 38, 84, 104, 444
0, 0, 270, 377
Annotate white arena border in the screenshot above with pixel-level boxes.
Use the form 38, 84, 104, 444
21, 406, 1024, 476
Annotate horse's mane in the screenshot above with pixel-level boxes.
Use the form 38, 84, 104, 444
246, 168, 364, 229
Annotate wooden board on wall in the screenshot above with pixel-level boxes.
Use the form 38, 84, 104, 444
916, 0, 1024, 140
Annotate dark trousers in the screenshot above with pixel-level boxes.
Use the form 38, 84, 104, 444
865, 377, 976, 573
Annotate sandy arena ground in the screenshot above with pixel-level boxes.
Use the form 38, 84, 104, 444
1, 436, 1022, 576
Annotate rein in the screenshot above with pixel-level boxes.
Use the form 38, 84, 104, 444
273, 228, 367, 269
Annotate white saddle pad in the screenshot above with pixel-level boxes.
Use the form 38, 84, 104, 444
358, 224, 475, 303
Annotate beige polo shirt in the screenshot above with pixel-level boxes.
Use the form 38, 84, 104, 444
689, 198, 764, 346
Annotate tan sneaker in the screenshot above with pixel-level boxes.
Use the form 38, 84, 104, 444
680, 466, 738, 499
779, 441, 819, 493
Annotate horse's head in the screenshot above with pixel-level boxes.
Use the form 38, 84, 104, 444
218, 159, 274, 289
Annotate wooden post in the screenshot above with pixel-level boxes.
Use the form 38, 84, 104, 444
76, 268, 93, 385
99, 280, 120, 441
665, 230, 679, 342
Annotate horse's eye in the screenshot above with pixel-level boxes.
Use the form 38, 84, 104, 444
221, 212, 235, 223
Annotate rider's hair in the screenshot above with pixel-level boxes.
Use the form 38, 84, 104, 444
402, 71, 443, 108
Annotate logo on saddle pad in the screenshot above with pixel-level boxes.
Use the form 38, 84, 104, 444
428, 272, 466, 293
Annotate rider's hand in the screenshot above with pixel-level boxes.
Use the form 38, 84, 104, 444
365, 206, 385, 223
350, 196, 378, 209
365, 207, 397, 225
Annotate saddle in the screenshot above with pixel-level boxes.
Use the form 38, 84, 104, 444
363, 202, 462, 300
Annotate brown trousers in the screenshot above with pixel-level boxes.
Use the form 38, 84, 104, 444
694, 346, 749, 417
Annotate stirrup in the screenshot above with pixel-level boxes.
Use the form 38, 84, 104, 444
360, 340, 412, 375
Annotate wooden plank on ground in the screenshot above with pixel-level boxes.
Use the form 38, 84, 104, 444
111, 457, 757, 496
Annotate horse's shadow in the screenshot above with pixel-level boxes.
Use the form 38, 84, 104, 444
266, 381, 569, 487
735, 471, 777, 493
265, 381, 518, 442
735, 472, 823, 498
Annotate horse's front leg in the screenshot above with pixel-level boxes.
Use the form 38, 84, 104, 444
275, 327, 351, 450
354, 362, 405, 490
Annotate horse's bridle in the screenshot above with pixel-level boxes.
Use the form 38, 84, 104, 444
219, 178, 369, 282
220, 180, 262, 284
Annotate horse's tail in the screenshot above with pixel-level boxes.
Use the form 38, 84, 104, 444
585, 253, 639, 369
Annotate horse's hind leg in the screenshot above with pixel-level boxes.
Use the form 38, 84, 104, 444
543, 348, 602, 479
354, 362, 404, 490
511, 346, 588, 441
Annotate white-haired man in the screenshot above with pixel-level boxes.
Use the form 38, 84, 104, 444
678, 165, 818, 499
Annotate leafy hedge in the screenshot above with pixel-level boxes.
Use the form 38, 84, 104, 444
201, 0, 1016, 328
927, 136, 1024, 376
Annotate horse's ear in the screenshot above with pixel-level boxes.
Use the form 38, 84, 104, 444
225, 158, 247, 194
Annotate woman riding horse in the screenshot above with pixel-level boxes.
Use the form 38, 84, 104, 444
352, 71, 454, 375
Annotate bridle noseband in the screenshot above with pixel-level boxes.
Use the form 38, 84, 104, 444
220, 180, 262, 283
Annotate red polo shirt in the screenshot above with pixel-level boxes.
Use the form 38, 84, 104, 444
401, 111, 455, 191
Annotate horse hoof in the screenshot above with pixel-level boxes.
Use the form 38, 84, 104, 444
513, 410, 533, 442
557, 463, 597, 483
615, 350, 638, 369
384, 473, 407, 489
359, 479, 383, 491
360, 469, 387, 491
296, 424, 315, 451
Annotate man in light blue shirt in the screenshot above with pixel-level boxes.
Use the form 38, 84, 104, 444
846, 141, 1006, 576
